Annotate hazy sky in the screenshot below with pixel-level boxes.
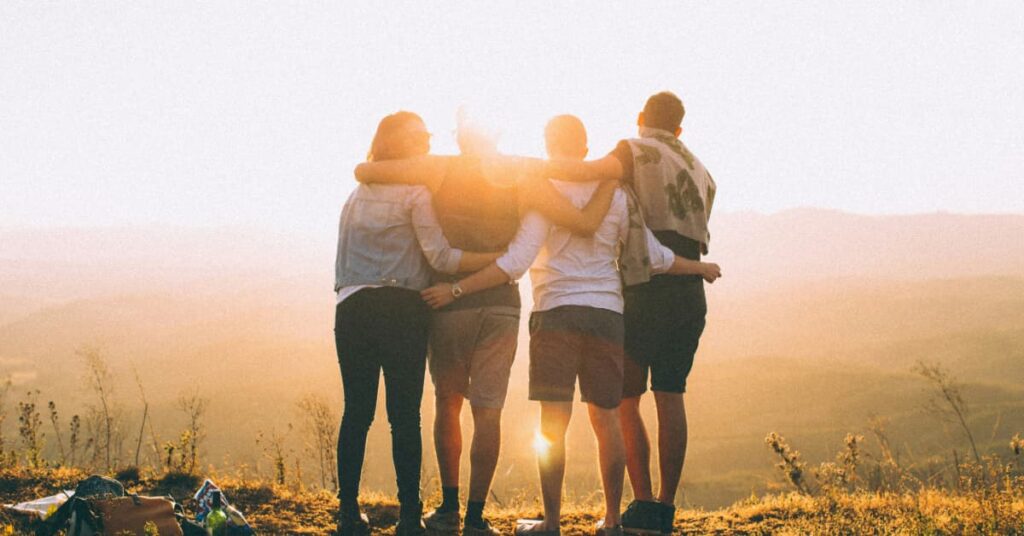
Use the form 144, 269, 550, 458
2, 2, 1022, 233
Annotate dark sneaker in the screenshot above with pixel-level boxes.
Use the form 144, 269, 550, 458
515, 519, 560, 536
396, 517, 428, 536
424, 508, 461, 534
464, 518, 502, 536
397, 502, 427, 536
337, 511, 370, 536
621, 501, 663, 535
659, 504, 676, 536
595, 520, 624, 536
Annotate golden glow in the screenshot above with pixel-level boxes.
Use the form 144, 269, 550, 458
533, 430, 551, 458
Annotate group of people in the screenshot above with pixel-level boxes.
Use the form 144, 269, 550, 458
333, 91, 721, 536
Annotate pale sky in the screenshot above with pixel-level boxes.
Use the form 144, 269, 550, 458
2, 2, 1022, 234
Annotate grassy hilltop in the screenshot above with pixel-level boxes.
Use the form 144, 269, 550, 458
2, 463, 1023, 535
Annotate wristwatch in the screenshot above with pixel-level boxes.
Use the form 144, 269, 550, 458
451, 282, 465, 299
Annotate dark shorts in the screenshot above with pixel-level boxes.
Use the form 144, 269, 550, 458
623, 276, 707, 397
528, 305, 625, 409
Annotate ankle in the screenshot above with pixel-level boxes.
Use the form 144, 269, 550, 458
465, 499, 485, 524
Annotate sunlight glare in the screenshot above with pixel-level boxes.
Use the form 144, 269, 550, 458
533, 430, 551, 458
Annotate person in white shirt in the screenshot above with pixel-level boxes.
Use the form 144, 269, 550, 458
421, 115, 721, 536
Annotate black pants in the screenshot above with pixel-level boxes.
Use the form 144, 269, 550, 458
335, 287, 430, 511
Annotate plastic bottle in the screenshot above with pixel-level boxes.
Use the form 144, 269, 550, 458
205, 491, 228, 536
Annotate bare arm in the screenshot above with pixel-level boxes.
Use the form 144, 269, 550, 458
544, 154, 623, 183
520, 178, 617, 236
354, 155, 452, 192
457, 251, 503, 273
667, 257, 721, 282
421, 211, 548, 309
421, 264, 512, 309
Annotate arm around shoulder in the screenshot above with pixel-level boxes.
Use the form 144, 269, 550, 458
354, 155, 451, 191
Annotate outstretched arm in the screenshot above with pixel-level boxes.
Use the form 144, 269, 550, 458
666, 257, 721, 282
640, 219, 722, 283
520, 178, 617, 236
421, 211, 548, 309
354, 155, 453, 192
544, 154, 624, 183
457, 251, 504, 273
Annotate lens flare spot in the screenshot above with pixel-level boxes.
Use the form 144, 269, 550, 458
533, 430, 551, 457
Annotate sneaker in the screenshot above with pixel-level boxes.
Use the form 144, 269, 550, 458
595, 520, 624, 536
515, 518, 560, 536
337, 511, 370, 536
397, 502, 427, 536
396, 517, 428, 536
659, 504, 676, 536
424, 508, 461, 534
621, 501, 663, 535
464, 518, 502, 536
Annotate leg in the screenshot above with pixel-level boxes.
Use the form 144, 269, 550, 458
379, 291, 431, 511
653, 392, 687, 505
434, 393, 465, 491
588, 403, 627, 527
622, 288, 658, 504
335, 301, 382, 514
619, 395, 654, 502
536, 401, 572, 531
465, 306, 519, 506
383, 358, 427, 509
468, 405, 502, 503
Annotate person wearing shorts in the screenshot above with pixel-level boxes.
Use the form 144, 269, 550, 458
551, 91, 719, 535
421, 115, 719, 536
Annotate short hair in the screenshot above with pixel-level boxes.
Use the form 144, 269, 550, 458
367, 111, 426, 162
643, 91, 685, 131
544, 114, 588, 158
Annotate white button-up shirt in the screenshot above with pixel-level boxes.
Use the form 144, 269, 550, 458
495, 181, 675, 314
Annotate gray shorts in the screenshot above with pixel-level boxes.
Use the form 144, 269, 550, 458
428, 305, 520, 409
528, 305, 625, 409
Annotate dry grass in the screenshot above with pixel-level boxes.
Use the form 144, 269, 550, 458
1, 468, 1023, 535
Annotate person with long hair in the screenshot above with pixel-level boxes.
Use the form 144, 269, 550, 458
333, 111, 502, 536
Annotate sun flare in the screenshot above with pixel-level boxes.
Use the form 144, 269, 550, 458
532, 430, 551, 457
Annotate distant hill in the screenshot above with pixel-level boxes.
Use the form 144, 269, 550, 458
710, 209, 1024, 288
1, 211, 1022, 509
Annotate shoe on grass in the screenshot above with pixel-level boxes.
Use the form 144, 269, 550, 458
595, 519, 624, 536
424, 508, 461, 533
396, 517, 427, 536
621, 500, 664, 535
337, 511, 370, 536
515, 518, 560, 536
463, 518, 502, 536
659, 503, 676, 536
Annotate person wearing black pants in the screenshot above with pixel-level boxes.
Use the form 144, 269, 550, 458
333, 111, 501, 536
335, 286, 430, 513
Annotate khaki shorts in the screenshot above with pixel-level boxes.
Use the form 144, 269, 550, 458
428, 305, 520, 409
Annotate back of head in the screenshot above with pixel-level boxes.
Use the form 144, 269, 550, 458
544, 114, 588, 160
367, 111, 428, 162
642, 91, 685, 132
